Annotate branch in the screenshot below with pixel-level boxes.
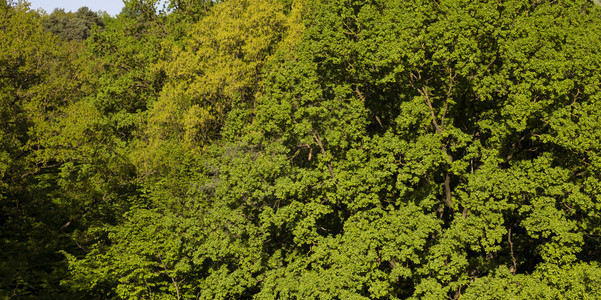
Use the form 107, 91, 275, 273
312, 130, 336, 181
442, 67, 455, 131
412, 75, 454, 209
419, 87, 443, 134
157, 253, 181, 300
20, 163, 60, 179
508, 227, 518, 274
443, 171, 452, 208
143, 278, 153, 300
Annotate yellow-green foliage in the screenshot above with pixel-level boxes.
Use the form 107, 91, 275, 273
4, 0, 601, 299
149, 0, 305, 147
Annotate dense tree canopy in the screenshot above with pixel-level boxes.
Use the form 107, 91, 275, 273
42, 6, 105, 41
2, 0, 601, 298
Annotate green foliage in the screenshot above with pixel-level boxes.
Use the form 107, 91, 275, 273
42, 7, 104, 41
462, 263, 601, 299
151, 0, 305, 147
4, 0, 601, 298
0, 1, 91, 297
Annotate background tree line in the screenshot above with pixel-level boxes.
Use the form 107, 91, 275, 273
1, 0, 601, 298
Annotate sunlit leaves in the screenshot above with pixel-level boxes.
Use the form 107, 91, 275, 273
8, 0, 601, 298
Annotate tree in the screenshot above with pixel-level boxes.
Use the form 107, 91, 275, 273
0, 1, 93, 297
50, 0, 601, 298
42, 7, 104, 41
249, 0, 601, 297
62, 0, 309, 298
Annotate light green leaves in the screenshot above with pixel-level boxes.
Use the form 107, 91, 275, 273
9, 0, 599, 298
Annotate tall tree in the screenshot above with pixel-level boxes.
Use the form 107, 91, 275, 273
0, 1, 93, 297
42, 7, 105, 41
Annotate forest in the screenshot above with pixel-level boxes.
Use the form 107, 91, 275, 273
1, 0, 601, 298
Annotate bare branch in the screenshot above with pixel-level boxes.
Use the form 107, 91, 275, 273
508, 227, 518, 274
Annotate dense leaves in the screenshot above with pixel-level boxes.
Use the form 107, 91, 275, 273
0, 1, 91, 297
42, 7, 104, 41
2, 0, 601, 298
